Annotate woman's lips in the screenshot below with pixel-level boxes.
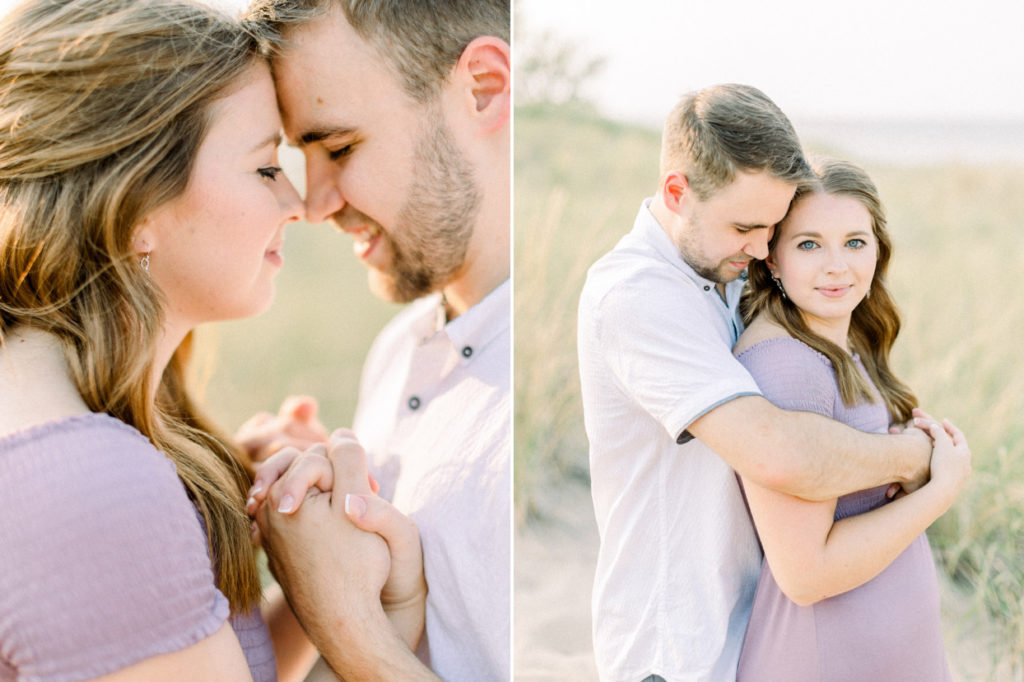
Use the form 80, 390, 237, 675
816, 285, 852, 298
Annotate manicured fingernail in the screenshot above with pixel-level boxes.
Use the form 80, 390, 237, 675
344, 493, 366, 519
245, 496, 257, 513
250, 482, 264, 496
277, 494, 295, 513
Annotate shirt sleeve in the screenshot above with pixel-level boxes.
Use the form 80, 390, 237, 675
735, 338, 837, 418
0, 417, 230, 681
595, 269, 761, 440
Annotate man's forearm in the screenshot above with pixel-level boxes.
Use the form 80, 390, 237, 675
765, 409, 930, 500
310, 603, 438, 682
383, 595, 427, 653
691, 396, 931, 501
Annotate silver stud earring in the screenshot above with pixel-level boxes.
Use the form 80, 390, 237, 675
140, 252, 150, 273
771, 274, 787, 299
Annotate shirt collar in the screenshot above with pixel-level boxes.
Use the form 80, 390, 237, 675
420, 278, 509, 356
633, 198, 747, 305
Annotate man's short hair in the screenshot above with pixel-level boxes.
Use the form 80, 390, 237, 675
660, 84, 814, 200
244, 0, 509, 102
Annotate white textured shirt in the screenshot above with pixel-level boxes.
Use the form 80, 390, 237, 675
353, 280, 510, 681
578, 201, 763, 682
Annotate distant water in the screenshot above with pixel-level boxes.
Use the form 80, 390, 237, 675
794, 118, 1024, 166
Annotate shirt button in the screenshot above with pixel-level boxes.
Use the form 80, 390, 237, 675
408, 396, 421, 410
462, 346, 473, 358
703, 285, 711, 291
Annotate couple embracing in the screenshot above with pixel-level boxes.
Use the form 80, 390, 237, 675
579, 84, 970, 681
0, 0, 508, 680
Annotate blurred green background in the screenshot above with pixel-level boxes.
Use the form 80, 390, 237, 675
194, 216, 400, 435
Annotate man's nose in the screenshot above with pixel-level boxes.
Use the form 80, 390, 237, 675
743, 232, 770, 261
304, 156, 345, 224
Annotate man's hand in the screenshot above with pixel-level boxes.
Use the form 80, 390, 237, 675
881, 408, 936, 497
252, 431, 428, 653
235, 395, 329, 465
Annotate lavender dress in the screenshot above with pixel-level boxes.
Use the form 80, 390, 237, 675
735, 338, 950, 681
0, 413, 276, 681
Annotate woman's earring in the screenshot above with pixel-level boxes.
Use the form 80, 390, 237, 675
771, 273, 787, 299
140, 252, 150, 273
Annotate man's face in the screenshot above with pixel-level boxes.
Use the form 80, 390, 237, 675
671, 170, 797, 284
274, 8, 480, 302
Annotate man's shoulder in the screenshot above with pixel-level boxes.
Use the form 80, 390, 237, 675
581, 244, 704, 326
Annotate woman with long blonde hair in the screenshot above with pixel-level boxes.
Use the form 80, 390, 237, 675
733, 158, 970, 679
0, 0, 312, 678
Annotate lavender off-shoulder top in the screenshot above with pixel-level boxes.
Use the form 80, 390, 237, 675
0, 413, 276, 681
735, 337, 950, 681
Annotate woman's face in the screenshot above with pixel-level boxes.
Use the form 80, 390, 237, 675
138, 61, 303, 332
767, 192, 878, 347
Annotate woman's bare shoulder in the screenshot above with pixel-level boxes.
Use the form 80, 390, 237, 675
733, 315, 791, 356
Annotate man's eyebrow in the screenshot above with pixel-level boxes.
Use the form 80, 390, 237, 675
296, 126, 358, 147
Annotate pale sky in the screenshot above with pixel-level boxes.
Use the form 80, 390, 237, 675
517, 0, 1024, 127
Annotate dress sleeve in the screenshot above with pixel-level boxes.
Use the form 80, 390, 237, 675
736, 338, 836, 418
0, 416, 230, 681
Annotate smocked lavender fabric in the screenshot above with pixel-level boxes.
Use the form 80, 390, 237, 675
0, 413, 276, 681
735, 337, 950, 681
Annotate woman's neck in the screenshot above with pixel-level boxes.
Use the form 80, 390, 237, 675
0, 328, 91, 436
151, 319, 190, 403
800, 312, 853, 353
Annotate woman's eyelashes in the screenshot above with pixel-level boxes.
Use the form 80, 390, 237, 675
257, 166, 283, 181
794, 237, 868, 251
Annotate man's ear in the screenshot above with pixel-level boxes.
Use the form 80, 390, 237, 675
453, 36, 510, 134
660, 171, 690, 216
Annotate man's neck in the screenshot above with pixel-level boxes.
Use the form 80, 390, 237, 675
441, 186, 509, 320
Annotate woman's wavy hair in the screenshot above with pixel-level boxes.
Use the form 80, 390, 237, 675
0, 0, 263, 612
740, 157, 917, 422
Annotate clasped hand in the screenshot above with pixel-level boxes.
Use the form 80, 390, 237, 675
245, 414, 427, 651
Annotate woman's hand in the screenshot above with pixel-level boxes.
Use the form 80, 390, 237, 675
246, 428, 378, 515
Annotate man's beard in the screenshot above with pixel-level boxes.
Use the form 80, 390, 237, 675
336, 117, 481, 303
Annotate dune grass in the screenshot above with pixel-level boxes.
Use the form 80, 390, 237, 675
514, 103, 1024, 671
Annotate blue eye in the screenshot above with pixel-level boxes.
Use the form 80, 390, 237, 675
797, 240, 817, 250
257, 166, 282, 181
846, 238, 866, 248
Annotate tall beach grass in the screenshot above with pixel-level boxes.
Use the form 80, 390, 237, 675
514, 103, 1024, 671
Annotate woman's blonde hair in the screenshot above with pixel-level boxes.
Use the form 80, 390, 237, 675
740, 158, 918, 422
0, 0, 263, 612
